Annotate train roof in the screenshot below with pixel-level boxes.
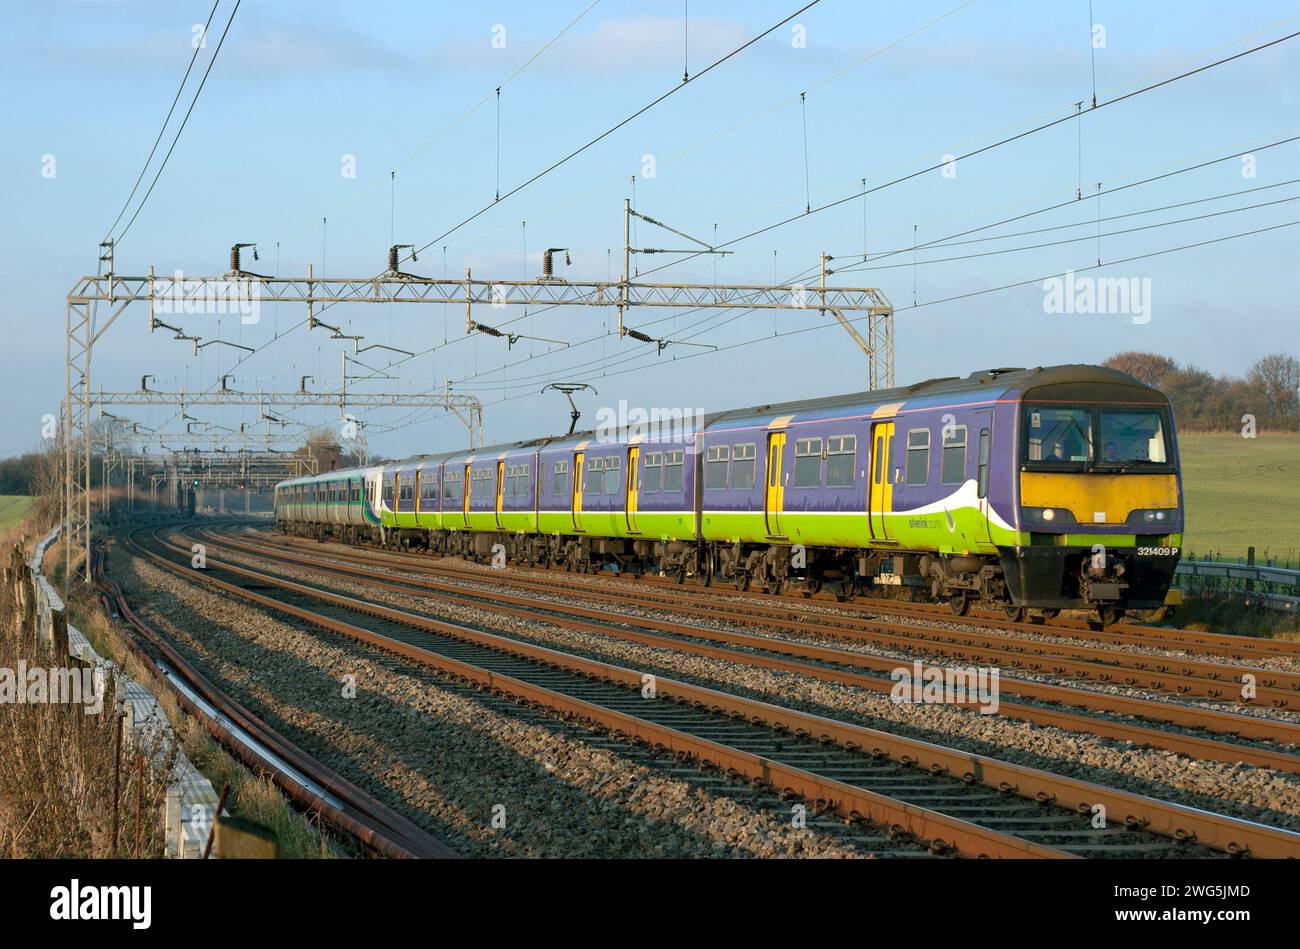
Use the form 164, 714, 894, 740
704, 364, 1157, 429
275, 365, 1158, 487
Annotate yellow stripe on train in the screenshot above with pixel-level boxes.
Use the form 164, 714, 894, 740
1019, 472, 1178, 525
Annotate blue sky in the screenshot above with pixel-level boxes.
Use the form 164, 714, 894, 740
2, 0, 1297, 459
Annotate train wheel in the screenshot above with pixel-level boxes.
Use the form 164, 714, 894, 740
1097, 605, 1125, 628
834, 576, 857, 603
1003, 606, 1027, 623
949, 594, 971, 617
1037, 609, 1060, 623
766, 574, 785, 596
735, 570, 750, 592
701, 550, 715, 587
802, 576, 823, 599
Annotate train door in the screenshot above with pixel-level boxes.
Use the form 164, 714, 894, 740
626, 446, 640, 533
764, 432, 786, 537
462, 463, 471, 526
572, 451, 584, 531
869, 421, 895, 540
495, 461, 505, 529
414, 471, 422, 520
973, 410, 994, 545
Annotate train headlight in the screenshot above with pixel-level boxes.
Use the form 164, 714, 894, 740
1022, 507, 1076, 526
1127, 508, 1178, 526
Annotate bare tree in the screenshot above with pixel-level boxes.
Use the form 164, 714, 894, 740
1248, 353, 1300, 426
1103, 351, 1177, 389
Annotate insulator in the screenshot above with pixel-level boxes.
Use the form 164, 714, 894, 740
388, 246, 399, 272
230, 246, 240, 271
542, 249, 554, 279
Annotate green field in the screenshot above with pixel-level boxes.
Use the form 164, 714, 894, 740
0, 495, 31, 533
1178, 434, 1300, 566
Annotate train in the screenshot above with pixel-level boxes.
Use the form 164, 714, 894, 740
274, 364, 1184, 626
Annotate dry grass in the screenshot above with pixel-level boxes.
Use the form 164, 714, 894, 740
1169, 594, 1300, 640
176, 716, 335, 859
0, 529, 175, 856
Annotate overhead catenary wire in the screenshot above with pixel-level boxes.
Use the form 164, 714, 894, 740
374, 221, 1298, 443
348, 134, 1300, 401
103, 0, 221, 242
407, 1, 824, 260
431, 174, 1294, 395
147, 15, 1294, 444
629, 29, 1300, 283
115, 0, 243, 245
833, 189, 1300, 274
428, 220, 1298, 405
302, 0, 822, 344
832, 176, 1300, 263
829, 134, 1300, 274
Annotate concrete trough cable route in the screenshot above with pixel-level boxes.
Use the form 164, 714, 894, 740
129, 524, 1300, 858
185, 525, 1300, 774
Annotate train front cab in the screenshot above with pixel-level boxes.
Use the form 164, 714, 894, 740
1001, 373, 1183, 622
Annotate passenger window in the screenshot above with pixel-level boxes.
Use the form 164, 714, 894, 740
941, 425, 967, 485
603, 456, 622, 495
826, 435, 856, 487
905, 429, 930, 485
663, 451, 684, 493
552, 461, 567, 496
705, 445, 729, 490
731, 444, 756, 490
642, 453, 663, 493
793, 438, 822, 488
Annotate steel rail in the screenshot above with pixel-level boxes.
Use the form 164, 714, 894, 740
127, 529, 1060, 859
237, 520, 1300, 658
250, 528, 1300, 708
195, 525, 1300, 772
139, 526, 1300, 858
101, 538, 459, 859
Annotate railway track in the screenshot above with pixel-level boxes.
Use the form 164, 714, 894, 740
256, 519, 1292, 658
124, 522, 1300, 858
215, 525, 1300, 734
89, 547, 459, 859
188, 524, 1300, 772
253, 517, 1300, 681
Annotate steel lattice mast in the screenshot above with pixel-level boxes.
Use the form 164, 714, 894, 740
64, 221, 892, 586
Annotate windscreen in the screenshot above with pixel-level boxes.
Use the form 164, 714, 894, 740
1098, 410, 1168, 464
1024, 405, 1170, 466
1024, 407, 1092, 464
